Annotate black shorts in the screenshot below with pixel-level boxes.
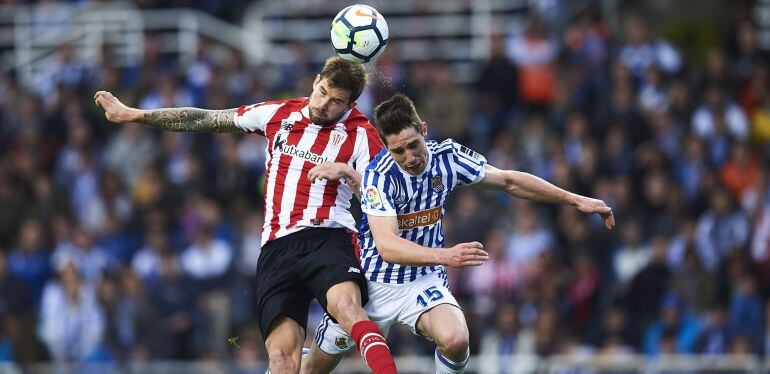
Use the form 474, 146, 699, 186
254, 228, 368, 339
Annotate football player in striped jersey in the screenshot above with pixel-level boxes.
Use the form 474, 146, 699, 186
95, 57, 397, 374
304, 93, 614, 374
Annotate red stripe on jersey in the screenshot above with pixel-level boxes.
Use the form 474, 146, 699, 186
260, 104, 294, 239
364, 123, 385, 159
266, 120, 310, 242
287, 125, 334, 228
314, 125, 358, 221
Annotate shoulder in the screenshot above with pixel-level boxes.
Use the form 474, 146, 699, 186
367, 149, 394, 175
343, 108, 375, 131
432, 139, 456, 154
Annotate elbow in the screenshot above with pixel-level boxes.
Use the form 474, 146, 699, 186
377, 245, 395, 262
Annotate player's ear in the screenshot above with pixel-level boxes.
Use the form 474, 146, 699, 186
421, 122, 428, 137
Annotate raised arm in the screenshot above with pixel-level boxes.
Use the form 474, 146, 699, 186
367, 214, 488, 267
94, 91, 242, 133
476, 164, 616, 229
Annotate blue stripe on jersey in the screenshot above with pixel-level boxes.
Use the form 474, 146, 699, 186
360, 139, 485, 284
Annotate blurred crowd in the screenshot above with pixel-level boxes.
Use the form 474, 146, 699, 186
0, 0, 769, 371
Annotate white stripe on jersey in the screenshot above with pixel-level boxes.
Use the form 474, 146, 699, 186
359, 139, 487, 284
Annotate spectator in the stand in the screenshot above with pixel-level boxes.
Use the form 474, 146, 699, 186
695, 188, 749, 269
179, 224, 232, 356
728, 276, 763, 347
692, 84, 749, 146
612, 219, 651, 286
625, 235, 671, 330
39, 262, 105, 362
720, 142, 760, 200
8, 218, 51, 307
51, 225, 117, 284
695, 305, 733, 355
103, 124, 158, 189
473, 33, 519, 148
644, 293, 702, 356
148, 251, 195, 359
36, 43, 92, 96
507, 13, 558, 109
587, 307, 635, 350
618, 15, 682, 81
96, 271, 135, 361
415, 60, 471, 142
566, 253, 601, 334
132, 227, 172, 285
504, 201, 554, 285
0, 252, 32, 317
672, 247, 716, 315
463, 230, 517, 317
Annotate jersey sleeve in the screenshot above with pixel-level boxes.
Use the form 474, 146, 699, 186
360, 169, 397, 217
353, 124, 385, 175
450, 139, 487, 186
233, 101, 285, 135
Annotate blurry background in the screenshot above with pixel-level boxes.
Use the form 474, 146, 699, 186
0, 0, 769, 372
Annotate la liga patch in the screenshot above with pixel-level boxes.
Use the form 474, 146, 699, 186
364, 185, 383, 209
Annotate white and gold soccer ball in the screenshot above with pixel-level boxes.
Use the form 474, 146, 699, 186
330, 4, 389, 63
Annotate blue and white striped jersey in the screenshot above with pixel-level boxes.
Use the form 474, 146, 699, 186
359, 139, 487, 284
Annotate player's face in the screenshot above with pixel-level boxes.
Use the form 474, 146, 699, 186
384, 124, 429, 176
308, 75, 356, 126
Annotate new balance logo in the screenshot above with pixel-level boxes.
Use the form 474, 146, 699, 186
348, 267, 361, 274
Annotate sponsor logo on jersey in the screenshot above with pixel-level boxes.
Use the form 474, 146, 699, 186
431, 175, 444, 192
273, 133, 329, 164
364, 186, 382, 209
397, 206, 442, 230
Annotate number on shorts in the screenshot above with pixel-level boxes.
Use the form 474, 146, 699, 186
416, 286, 444, 307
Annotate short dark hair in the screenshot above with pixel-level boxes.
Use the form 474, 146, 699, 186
373, 93, 423, 145
319, 56, 367, 102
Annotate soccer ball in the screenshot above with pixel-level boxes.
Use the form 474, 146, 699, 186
330, 4, 389, 63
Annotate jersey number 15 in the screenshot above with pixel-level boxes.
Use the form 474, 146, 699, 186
416, 286, 444, 308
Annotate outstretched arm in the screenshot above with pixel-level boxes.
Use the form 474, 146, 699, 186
367, 214, 489, 267
476, 164, 615, 229
94, 91, 242, 133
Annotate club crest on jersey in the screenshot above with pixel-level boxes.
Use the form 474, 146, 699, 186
335, 336, 348, 350
330, 130, 347, 149
364, 185, 383, 209
431, 175, 444, 192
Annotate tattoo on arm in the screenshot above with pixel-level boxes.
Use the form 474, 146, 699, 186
142, 108, 240, 133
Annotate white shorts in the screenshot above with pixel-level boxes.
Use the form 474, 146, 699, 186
314, 271, 459, 355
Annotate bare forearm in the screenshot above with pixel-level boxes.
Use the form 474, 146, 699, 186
377, 234, 442, 266
507, 171, 577, 206
142, 108, 240, 133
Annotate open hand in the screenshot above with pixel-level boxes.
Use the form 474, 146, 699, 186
574, 196, 615, 230
94, 91, 141, 123
440, 241, 489, 267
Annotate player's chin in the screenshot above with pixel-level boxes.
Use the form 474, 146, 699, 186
310, 115, 336, 126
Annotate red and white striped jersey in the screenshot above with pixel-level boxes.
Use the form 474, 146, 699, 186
233, 97, 384, 245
